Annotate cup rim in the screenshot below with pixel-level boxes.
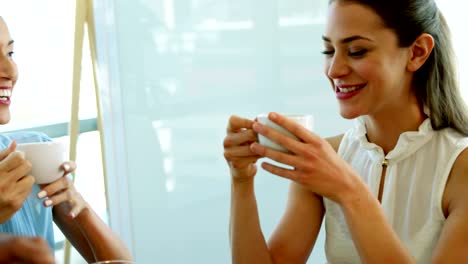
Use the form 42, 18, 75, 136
256, 113, 313, 119
15, 141, 63, 147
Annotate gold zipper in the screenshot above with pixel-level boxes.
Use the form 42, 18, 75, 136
382, 158, 389, 167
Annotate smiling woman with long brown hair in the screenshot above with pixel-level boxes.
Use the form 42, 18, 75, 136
224, 0, 468, 263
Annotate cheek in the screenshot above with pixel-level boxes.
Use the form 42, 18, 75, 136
12, 63, 18, 86
352, 59, 385, 82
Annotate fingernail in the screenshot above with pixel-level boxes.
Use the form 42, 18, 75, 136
63, 164, 71, 171
15, 150, 25, 158
37, 191, 47, 199
252, 123, 261, 132
250, 143, 261, 152
44, 200, 52, 206
269, 112, 277, 119
69, 212, 75, 219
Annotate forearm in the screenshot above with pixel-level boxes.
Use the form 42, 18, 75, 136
341, 182, 415, 264
53, 203, 132, 262
230, 180, 273, 264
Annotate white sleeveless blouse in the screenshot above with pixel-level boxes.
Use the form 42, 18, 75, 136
323, 118, 468, 263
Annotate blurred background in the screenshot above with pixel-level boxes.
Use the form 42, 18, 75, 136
0, 0, 467, 263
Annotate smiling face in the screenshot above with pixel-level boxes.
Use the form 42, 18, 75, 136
323, 2, 416, 119
0, 17, 17, 124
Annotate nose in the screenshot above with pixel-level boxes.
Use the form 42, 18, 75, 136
0, 54, 16, 82
326, 54, 351, 79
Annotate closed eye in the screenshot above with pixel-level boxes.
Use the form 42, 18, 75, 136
321, 50, 334, 56
349, 49, 367, 57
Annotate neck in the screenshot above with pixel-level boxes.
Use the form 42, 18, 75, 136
364, 103, 427, 155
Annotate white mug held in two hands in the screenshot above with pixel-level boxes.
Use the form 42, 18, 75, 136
256, 114, 314, 152
15, 141, 68, 184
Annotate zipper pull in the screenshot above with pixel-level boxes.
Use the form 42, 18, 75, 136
382, 158, 389, 167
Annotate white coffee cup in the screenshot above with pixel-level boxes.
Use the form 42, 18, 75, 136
257, 114, 314, 153
16, 141, 68, 184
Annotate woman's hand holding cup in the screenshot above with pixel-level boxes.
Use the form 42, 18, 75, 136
37, 161, 89, 219
15, 141, 88, 218
0, 141, 35, 223
251, 112, 358, 203
223, 115, 262, 183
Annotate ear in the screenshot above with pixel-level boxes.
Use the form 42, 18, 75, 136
406, 33, 435, 72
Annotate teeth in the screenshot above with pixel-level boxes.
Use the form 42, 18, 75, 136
338, 86, 361, 93
0, 90, 11, 97
0, 97, 7, 101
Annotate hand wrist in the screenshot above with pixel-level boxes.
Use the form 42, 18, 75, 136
73, 202, 91, 221
336, 174, 370, 209
231, 178, 255, 196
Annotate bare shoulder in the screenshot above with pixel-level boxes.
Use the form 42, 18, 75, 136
432, 147, 468, 262
451, 147, 468, 172
444, 147, 468, 215
324, 134, 344, 152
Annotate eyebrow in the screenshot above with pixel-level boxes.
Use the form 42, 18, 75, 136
8, 40, 14, 46
322, 35, 373, 44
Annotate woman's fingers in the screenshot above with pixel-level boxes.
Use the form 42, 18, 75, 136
250, 142, 307, 169
252, 122, 304, 154
0, 151, 29, 177
227, 115, 254, 133
224, 129, 257, 148
260, 161, 297, 181
39, 176, 71, 198
37, 176, 88, 218
0, 141, 16, 161
224, 144, 259, 160
266, 112, 320, 144
61, 160, 76, 174
10, 161, 33, 182
15, 175, 35, 198
45, 189, 86, 219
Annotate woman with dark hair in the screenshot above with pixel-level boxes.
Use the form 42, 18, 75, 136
224, 0, 468, 263
0, 17, 132, 263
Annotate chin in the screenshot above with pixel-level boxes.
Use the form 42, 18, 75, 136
0, 113, 11, 125
338, 107, 364, 120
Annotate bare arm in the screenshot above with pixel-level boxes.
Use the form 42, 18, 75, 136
39, 162, 132, 262
226, 115, 272, 263
266, 135, 344, 263
268, 183, 324, 263
53, 203, 132, 262
229, 130, 342, 264
231, 181, 325, 264
340, 183, 415, 263
431, 148, 468, 263
230, 180, 273, 264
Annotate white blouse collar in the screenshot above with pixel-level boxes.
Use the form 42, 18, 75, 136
351, 117, 435, 164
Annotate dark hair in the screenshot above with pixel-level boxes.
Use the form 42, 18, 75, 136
330, 0, 468, 135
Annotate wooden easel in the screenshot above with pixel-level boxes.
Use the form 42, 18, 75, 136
65, 0, 108, 263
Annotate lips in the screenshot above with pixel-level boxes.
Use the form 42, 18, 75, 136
0, 87, 12, 105
335, 83, 366, 100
